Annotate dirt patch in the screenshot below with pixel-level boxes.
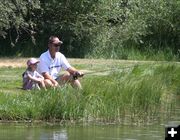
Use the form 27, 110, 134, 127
0, 58, 27, 68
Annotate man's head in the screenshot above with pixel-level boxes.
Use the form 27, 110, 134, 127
48, 36, 63, 45
48, 36, 63, 53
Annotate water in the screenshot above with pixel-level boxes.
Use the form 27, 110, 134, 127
0, 123, 166, 140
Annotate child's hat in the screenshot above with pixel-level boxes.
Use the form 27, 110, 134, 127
27, 58, 39, 66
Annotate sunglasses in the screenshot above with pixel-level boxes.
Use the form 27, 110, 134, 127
52, 43, 60, 47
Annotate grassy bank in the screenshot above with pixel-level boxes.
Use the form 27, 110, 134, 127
0, 60, 179, 125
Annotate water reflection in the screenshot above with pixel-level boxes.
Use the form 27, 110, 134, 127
0, 123, 176, 140
52, 130, 68, 140
39, 129, 68, 140
49, 125, 164, 140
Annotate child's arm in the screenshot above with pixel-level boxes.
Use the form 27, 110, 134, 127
36, 72, 44, 79
27, 73, 43, 83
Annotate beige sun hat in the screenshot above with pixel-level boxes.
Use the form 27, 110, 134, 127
27, 58, 40, 66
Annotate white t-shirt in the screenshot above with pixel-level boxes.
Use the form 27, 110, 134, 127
37, 50, 71, 79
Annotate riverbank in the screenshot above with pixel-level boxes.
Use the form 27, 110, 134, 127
0, 59, 179, 125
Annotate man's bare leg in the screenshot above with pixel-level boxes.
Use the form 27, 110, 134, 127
56, 72, 82, 89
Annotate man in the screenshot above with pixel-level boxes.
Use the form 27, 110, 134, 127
37, 36, 83, 89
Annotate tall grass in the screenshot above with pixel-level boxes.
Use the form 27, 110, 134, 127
0, 62, 179, 125
87, 45, 179, 61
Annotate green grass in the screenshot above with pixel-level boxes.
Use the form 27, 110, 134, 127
0, 61, 179, 125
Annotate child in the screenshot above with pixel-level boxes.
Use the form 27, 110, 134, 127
22, 58, 46, 90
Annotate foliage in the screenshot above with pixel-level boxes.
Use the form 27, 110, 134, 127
0, 0, 41, 44
0, 0, 179, 59
87, 0, 180, 59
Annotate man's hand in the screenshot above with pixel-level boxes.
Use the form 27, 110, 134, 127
73, 71, 84, 80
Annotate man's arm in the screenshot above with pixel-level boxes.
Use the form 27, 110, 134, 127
67, 67, 84, 77
60, 54, 84, 79
67, 67, 77, 74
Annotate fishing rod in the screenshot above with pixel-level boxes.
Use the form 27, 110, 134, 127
80, 60, 175, 78
73, 64, 139, 80
71, 60, 174, 80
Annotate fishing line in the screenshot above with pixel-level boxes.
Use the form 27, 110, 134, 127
82, 64, 139, 75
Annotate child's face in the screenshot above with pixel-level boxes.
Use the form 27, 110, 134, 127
29, 63, 37, 71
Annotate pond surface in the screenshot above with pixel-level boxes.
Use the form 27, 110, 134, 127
0, 123, 167, 140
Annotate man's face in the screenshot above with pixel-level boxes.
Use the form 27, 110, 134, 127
49, 38, 61, 52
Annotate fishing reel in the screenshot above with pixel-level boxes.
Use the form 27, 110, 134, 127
73, 72, 84, 80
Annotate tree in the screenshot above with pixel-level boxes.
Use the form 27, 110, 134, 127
0, 0, 41, 46
0, 0, 179, 59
